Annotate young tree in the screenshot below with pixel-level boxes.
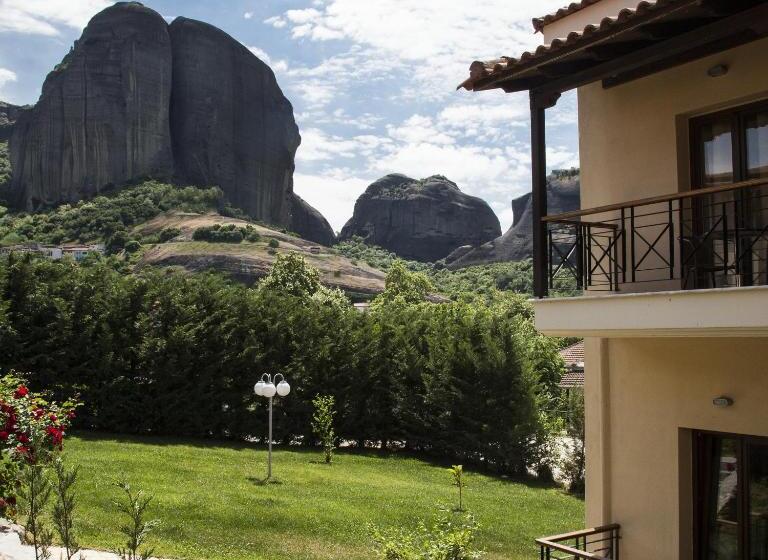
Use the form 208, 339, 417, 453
113, 481, 160, 560
311, 395, 337, 464
447, 465, 467, 511
18, 463, 54, 560
51, 458, 80, 560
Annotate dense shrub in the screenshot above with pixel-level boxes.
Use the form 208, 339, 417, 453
0, 181, 223, 245
158, 227, 181, 243
0, 255, 555, 474
192, 223, 255, 243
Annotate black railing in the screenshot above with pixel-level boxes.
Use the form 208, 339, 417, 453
536, 524, 620, 560
544, 178, 768, 295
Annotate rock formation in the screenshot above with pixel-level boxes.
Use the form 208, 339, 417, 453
8, 2, 324, 235
10, 2, 174, 209
168, 17, 300, 227
445, 171, 580, 268
290, 194, 336, 246
340, 174, 501, 262
0, 102, 26, 142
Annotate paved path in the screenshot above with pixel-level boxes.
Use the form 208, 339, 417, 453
0, 520, 162, 560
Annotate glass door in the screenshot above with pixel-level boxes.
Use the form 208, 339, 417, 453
689, 100, 768, 289
695, 432, 768, 560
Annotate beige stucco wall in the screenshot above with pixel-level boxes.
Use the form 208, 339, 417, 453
578, 37, 768, 210
574, 38, 768, 291
585, 337, 768, 560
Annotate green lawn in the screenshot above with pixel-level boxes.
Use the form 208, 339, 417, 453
64, 433, 583, 560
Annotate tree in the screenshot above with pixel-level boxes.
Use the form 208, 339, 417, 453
259, 253, 320, 298
448, 465, 467, 511
311, 395, 337, 464
374, 260, 433, 306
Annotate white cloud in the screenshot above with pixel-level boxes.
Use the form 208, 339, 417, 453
0, 68, 18, 91
270, 0, 568, 95
264, 16, 287, 28
243, 11, 254, 20
0, 0, 112, 36
293, 172, 372, 232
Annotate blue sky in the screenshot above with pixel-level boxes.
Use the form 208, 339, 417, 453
0, 0, 579, 231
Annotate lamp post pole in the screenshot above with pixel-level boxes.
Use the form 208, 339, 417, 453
254, 373, 290, 480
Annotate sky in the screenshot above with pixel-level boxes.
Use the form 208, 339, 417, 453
0, 0, 580, 232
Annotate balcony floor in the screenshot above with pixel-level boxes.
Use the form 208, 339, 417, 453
533, 285, 768, 337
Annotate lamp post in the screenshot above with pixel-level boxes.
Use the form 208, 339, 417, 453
254, 373, 291, 480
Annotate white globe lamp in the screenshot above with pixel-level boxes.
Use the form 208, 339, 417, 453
262, 382, 277, 398
276, 380, 291, 397
254, 381, 266, 396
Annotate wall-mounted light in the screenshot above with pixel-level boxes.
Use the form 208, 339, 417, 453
707, 64, 729, 78
713, 396, 734, 408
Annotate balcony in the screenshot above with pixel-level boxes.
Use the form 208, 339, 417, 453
543, 178, 768, 296
536, 524, 620, 560
532, 179, 768, 338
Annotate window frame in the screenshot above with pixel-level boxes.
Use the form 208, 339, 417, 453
693, 430, 768, 560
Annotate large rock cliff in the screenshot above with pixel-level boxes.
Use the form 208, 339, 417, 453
339, 174, 501, 262
10, 2, 174, 209
290, 193, 336, 246
168, 17, 300, 227
8, 2, 320, 233
445, 171, 580, 268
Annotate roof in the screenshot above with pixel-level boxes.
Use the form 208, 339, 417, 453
458, 0, 768, 94
559, 370, 585, 388
532, 0, 606, 33
559, 341, 585, 368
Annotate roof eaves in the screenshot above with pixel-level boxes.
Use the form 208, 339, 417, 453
532, 0, 606, 33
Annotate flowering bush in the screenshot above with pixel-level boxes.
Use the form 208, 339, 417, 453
0, 373, 78, 517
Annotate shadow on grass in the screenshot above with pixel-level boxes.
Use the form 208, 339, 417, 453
70, 430, 575, 494
247, 476, 284, 486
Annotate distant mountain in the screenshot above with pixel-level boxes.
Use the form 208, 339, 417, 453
339, 174, 501, 262
6, 2, 332, 246
445, 171, 580, 268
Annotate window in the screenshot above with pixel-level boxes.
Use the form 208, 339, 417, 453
694, 431, 768, 560
688, 100, 768, 288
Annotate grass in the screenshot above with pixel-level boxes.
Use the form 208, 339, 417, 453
64, 433, 583, 560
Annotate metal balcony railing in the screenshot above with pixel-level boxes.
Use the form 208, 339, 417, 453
536, 524, 621, 560
544, 178, 768, 295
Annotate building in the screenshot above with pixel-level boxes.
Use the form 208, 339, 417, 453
559, 340, 585, 389
61, 244, 104, 261
0, 242, 62, 260
462, 1, 768, 559
0, 243, 103, 262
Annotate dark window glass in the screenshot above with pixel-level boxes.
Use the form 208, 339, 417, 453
750, 444, 768, 560
746, 111, 768, 180
707, 438, 740, 560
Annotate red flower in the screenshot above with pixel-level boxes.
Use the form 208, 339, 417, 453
0, 403, 12, 414
15, 445, 28, 455
67, 411, 76, 420
49, 413, 58, 423
17, 433, 29, 444
46, 426, 63, 446
33, 408, 45, 419
0, 498, 6, 509
0, 431, 8, 441
13, 386, 28, 399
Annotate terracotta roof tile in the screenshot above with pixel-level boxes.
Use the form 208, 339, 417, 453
559, 370, 585, 388
532, 0, 606, 33
559, 341, 585, 366
458, 0, 686, 91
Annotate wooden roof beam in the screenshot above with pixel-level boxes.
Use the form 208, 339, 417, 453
530, 2, 768, 96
